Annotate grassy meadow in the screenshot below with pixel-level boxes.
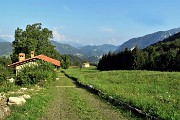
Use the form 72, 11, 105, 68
64, 67, 180, 120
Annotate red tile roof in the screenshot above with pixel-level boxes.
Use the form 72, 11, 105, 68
8, 54, 60, 67
35, 54, 60, 67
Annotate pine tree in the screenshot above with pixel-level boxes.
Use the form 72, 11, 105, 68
131, 46, 145, 70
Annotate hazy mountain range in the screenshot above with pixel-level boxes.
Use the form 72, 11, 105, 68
0, 41, 12, 56
51, 40, 118, 62
116, 27, 180, 52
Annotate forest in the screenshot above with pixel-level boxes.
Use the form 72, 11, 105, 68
98, 32, 180, 71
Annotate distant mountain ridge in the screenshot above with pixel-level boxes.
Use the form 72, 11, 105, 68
51, 41, 83, 56
61, 41, 83, 48
51, 40, 118, 62
0, 42, 12, 56
79, 44, 118, 57
145, 32, 180, 50
0, 38, 8, 42
116, 27, 180, 52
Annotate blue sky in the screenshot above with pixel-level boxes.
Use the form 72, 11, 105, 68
0, 0, 180, 45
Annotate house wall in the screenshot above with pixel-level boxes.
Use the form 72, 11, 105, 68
82, 63, 90, 68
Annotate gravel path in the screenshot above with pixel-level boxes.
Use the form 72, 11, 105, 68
40, 73, 127, 120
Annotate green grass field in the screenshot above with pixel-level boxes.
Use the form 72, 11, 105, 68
64, 67, 180, 120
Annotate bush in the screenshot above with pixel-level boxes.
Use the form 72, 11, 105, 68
0, 64, 10, 83
16, 61, 57, 86
0, 64, 16, 92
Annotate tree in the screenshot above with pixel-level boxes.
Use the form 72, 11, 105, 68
131, 46, 145, 70
175, 50, 180, 71
11, 23, 60, 62
61, 55, 70, 69
0, 57, 12, 67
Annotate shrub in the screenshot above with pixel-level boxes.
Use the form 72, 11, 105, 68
16, 61, 57, 86
0, 64, 17, 92
0, 64, 10, 83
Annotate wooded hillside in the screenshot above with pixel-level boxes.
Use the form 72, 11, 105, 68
98, 32, 180, 71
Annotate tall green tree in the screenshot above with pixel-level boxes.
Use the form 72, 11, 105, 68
131, 46, 145, 70
61, 55, 70, 69
11, 23, 60, 62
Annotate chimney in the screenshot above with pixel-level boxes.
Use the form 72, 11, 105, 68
31, 51, 34, 58
19, 53, 25, 62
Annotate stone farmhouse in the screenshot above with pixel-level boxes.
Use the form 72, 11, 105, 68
8, 51, 60, 74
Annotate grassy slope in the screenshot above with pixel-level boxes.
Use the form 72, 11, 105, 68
64, 68, 180, 120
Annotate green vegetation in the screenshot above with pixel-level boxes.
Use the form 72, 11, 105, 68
98, 32, 180, 71
0, 57, 16, 92
11, 23, 60, 63
64, 68, 180, 120
16, 61, 57, 86
0, 23, 60, 92
0, 24, 61, 89
0, 42, 12, 56
40, 73, 128, 120
3, 23, 179, 119
6, 72, 129, 120
66, 54, 83, 66
6, 81, 53, 120
61, 54, 70, 69
3, 61, 59, 119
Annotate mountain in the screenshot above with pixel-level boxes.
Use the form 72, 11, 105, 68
0, 38, 8, 42
0, 42, 12, 56
116, 27, 180, 52
51, 40, 118, 63
61, 41, 83, 48
145, 32, 180, 52
79, 44, 118, 57
51, 41, 84, 57
143, 32, 180, 71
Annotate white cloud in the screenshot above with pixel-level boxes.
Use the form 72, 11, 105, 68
100, 27, 116, 32
52, 28, 66, 42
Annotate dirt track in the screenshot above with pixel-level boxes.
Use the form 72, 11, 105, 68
40, 73, 127, 120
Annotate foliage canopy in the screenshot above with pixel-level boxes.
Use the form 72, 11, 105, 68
11, 23, 60, 62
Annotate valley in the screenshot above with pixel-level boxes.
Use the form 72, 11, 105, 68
1, 1, 180, 119
0, 24, 179, 120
